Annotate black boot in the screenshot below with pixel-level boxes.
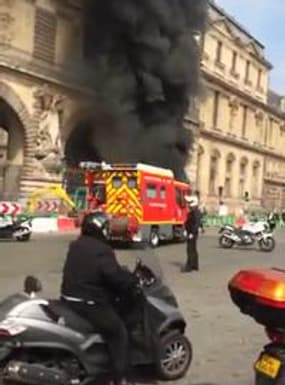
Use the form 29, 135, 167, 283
115, 379, 135, 385
181, 266, 193, 273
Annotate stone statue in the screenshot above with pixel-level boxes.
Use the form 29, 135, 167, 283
0, 1, 15, 46
229, 97, 239, 131
33, 85, 65, 177
255, 110, 264, 126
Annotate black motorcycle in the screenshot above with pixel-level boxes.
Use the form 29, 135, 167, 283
0, 249, 192, 385
0, 215, 32, 242
229, 268, 285, 385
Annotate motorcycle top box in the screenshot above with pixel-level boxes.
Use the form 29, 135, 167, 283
229, 268, 285, 329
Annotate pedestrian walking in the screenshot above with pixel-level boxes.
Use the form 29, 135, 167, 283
268, 209, 279, 232
182, 195, 201, 273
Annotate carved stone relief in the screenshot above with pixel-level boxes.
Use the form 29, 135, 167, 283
0, 0, 15, 46
255, 110, 264, 126
33, 84, 66, 177
228, 97, 239, 130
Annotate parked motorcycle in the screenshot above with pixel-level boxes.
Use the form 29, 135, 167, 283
229, 268, 285, 385
219, 221, 275, 252
0, 246, 192, 385
0, 215, 32, 242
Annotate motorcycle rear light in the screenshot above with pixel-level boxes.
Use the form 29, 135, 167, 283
266, 328, 284, 344
0, 329, 11, 337
0, 329, 12, 337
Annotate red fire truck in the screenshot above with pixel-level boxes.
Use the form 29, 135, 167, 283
80, 162, 191, 247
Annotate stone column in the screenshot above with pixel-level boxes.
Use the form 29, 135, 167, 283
199, 150, 210, 202
184, 115, 200, 188
3, 164, 22, 200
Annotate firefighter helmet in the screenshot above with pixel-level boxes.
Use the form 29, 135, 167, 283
185, 195, 199, 207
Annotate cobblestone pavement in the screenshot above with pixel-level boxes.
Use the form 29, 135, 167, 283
0, 230, 284, 385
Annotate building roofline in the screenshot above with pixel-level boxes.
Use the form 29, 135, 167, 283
209, 1, 265, 49
202, 69, 285, 120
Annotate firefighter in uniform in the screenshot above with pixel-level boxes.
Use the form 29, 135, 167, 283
182, 195, 201, 272
61, 211, 137, 385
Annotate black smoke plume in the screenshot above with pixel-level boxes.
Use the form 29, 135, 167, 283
68, 0, 208, 180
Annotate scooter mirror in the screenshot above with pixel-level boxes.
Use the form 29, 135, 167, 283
136, 258, 142, 268
24, 276, 43, 295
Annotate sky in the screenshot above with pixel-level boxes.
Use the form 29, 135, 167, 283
216, 0, 285, 94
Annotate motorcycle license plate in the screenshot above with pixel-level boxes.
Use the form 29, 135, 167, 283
255, 354, 281, 378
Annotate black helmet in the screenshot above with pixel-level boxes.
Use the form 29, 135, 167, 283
81, 211, 110, 240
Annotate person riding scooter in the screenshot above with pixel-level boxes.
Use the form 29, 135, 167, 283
60, 211, 137, 385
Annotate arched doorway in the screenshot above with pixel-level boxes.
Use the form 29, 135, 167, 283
64, 119, 102, 167
252, 160, 261, 199
239, 156, 248, 198
63, 119, 102, 205
0, 98, 25, 200
224, 153, 236, 197
208, 149, 221, 196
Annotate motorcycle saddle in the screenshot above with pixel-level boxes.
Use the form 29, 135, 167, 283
48, 300, 95, 334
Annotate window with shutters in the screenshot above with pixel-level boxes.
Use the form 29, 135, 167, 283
33, 7, 57, 63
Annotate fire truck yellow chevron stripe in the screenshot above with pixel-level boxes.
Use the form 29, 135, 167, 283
107, 187, 141, 220
124, 186, 140, 204
112, 204, 123, 214
103, 170, 142, 220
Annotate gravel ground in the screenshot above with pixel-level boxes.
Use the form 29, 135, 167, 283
0, 230, 284, 385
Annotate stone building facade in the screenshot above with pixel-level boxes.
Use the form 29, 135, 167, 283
1, 0, 285, 211
193, 2, 285, 212
0, 0, 200, 201
0, 0, 91, 200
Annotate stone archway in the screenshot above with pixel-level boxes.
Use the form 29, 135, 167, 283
64, 119, 101, 167
62, 114, 102, 196
252, 160, 261, 199
0, 82, 33, 200
209, 148, 221, 196
239, 156, 249, 198
224, 152, 236, 197
63, 109, 102, 168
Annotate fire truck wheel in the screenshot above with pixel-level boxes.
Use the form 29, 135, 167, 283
150, 227, 160, 248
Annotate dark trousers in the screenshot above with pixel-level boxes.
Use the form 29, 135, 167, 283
186, 235, 199, 271
67, 301, 128, 381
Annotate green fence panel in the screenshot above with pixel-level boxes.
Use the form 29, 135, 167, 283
204, 215, 235, 227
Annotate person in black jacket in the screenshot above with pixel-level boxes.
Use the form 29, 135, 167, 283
61, 211, 137, 385
182, 195, 201, 272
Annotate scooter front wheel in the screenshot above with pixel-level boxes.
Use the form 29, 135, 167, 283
16, 233, 31, 242
156, 330, 193, 381
258, 237, 275, 252
149, 228, 160, 248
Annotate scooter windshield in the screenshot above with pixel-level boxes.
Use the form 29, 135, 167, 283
129, 242, 165, 285
0, 293, 30, 320
130, 242, 178, 308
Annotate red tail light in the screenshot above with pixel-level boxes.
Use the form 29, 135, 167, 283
0, 329, 12, 337
266, 328, 284, 343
